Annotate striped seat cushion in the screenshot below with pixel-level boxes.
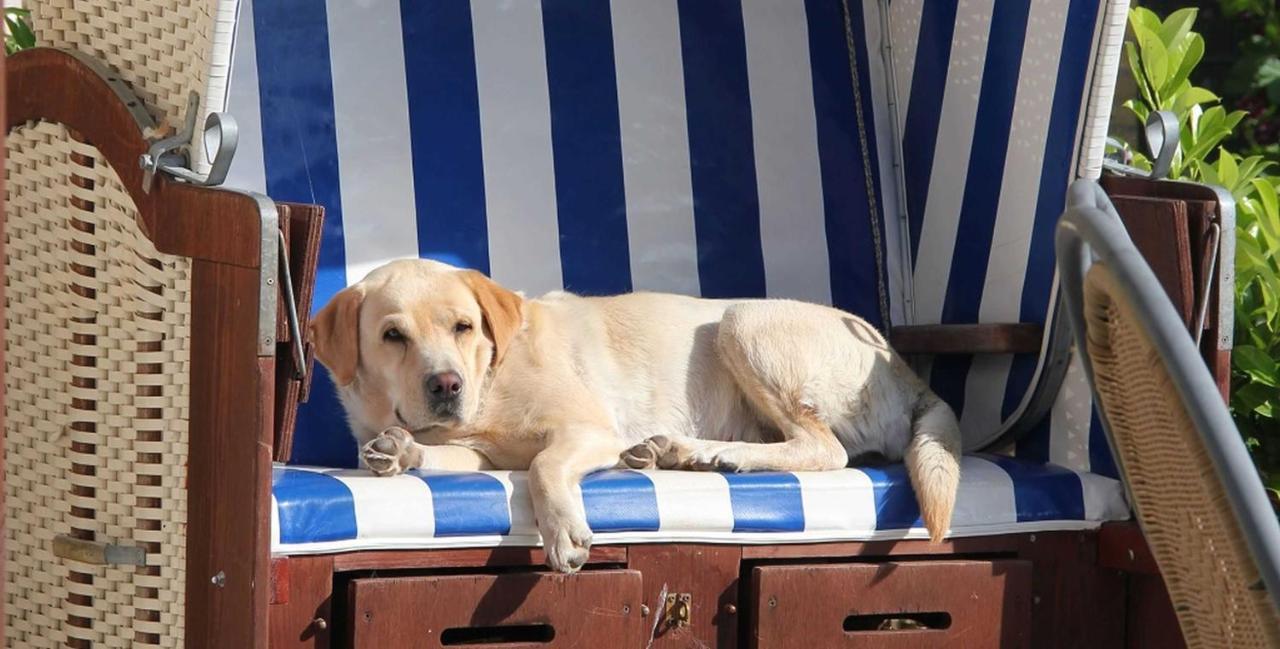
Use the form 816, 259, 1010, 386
271, 455, 1128, 554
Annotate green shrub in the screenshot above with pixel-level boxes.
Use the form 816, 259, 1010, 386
4, 8, 34, 55
1117, 6, 1279, 498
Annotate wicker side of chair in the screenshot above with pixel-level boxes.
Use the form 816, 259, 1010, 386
5, 120, 191, 648
1082, 264, 1280, 648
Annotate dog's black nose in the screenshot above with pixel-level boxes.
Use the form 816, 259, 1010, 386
426, 371, 463, 400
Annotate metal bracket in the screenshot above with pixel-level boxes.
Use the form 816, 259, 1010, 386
1102, 110, 1179, 180
138, 91, 239, 193
663, 593, 692, 628
52, 534, 146, 566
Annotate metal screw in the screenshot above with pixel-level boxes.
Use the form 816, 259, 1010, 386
1128, 549, 1136, 562
210, 571, 225, 588
312, 618, 327, 631
724, 604, 738, 615
768, 596, 777, 608
622, 605, 630, 615
267, 278, 275, 286
1029, 534, 1037, 543
264, 337, 273, 346
1034, 596, 1042, 606
640, 604, 650, 618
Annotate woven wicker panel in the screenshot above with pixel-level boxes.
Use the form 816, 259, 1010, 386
1084, 265, 1280, 648
28, 0, 219, 131
5, 121, 192, 648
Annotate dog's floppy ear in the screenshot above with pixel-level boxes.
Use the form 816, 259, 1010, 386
310, 284, 366, 386
461, 270, 524, 366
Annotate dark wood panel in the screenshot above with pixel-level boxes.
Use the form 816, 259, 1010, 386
6, 48, 264, 266
347, 570, 645, 648
890, 324, 1043, 355
1126, 573, 1188, 649
740, 533, 1028, 560
185, 262, 274, 649
1097, 522, 1160, 575
628, 545, 742, 649
331, 545, 626, 572
749, 560, 1032, 648
1019, 531, 1125, 649
269, 556, 335, 649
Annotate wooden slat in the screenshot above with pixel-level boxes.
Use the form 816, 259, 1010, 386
1097, 521, 1161, 575
184, 262, 274, 649
628, 545, 742, 648
330, 545, 627, 572
1, 45, 8, 629
890, 323, 1043, 355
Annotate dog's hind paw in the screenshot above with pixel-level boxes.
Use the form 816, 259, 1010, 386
360, 427, 423, 476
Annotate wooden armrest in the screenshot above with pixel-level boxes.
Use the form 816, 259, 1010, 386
890, 324, 1044, 355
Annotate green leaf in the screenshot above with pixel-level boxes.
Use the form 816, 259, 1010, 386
1219, 148, 1239, 189
1159, 7, 1198, 48
1137, 30, 1170, 101
1163, 33, 1205, 98
1250, 178, 1280, 247
1126, 42, 1156, 110
1235, 346, 1280, 388
1130, 6, 1164, 36
1172, 85, 1217, 115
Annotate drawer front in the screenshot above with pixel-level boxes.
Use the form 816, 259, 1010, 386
348, 569, 645, 648
750, 560, 1032, 649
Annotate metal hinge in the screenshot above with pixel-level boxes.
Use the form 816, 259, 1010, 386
138, 91, 239, 193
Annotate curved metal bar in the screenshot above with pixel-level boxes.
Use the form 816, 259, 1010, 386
1055, 178, 1280, 607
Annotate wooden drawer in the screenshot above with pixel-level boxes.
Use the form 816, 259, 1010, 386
347, 569, 645, 648
749, 560, 1032, 648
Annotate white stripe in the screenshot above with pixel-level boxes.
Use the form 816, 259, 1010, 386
222, 0, 268, 195
1049, 350, 1094, 471
490, 470, 538, 536
471, 0, 563, 295
610, 0, 700, 296
1074, 468, 1129, 521
954, 457, 1017, 527
326, 0, 421, 285
645, 471, 735, 533
911, 0, 996, 324
1077, 0, 1129, 180
329, 471, 435, 539
960, 1, 1070, 440
742, 0, 831, 304
794, 470, 876, 534
887, 0, 923, 123
270, 494, 281, 550
862, 0, 909, 325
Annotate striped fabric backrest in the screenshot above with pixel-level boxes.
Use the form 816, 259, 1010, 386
224, 0, 1127, 473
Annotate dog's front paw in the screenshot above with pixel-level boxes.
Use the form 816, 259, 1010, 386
541, 517, 593, 574
620, 435, 686, 469
360, 427, 423, 476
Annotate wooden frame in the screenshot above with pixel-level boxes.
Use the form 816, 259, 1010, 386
6, 48, 277, 648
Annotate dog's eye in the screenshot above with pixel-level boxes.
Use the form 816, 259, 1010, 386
454, 321, 473, 334
383, 327, 404, 342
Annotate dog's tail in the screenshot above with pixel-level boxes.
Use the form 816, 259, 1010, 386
905, 392, 962, 543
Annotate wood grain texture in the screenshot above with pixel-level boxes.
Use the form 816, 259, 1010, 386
628, 545, 742, 649
347, 570, 645, 648
749, 560, 1032, 648
890, 324, 1043, 355
1097, 522, 1161, 575
6, 48, 263, 266
185, 262, 275, 649
1109, 195, 1195, 328
1125, 573, 1188, 649
331, 545, 627, 572
269, 556, 335, 649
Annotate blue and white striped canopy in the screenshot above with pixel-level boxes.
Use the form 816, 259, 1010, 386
223, 0, 1127, 477
271, 455, 1128, 554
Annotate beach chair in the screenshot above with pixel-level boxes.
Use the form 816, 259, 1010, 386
0, 0, 1237, 646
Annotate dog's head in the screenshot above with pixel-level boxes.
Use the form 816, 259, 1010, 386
310, 259, 523, 437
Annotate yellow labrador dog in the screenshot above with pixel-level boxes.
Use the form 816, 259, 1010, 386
311, 259, 961, 572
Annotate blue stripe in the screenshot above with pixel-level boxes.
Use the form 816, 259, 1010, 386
723, 472, 804, 532
400, 0, 490, 272
929, 0, 1033, 417
805, 0, 883, 328
677, 0, 767, 298
273, 469, 357, 544
980, 454, 1085, 521
543, 0, 632, 295
254, 0, 357, 468
413, 471, 511, 536
860, 464, 923, 529
581, 470, 660, 532
1088, 409, 1119, 478
1007, 0, 1100, 451
901, 2, 958, 264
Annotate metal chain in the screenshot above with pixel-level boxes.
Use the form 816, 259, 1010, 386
840, 0, 893, 331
